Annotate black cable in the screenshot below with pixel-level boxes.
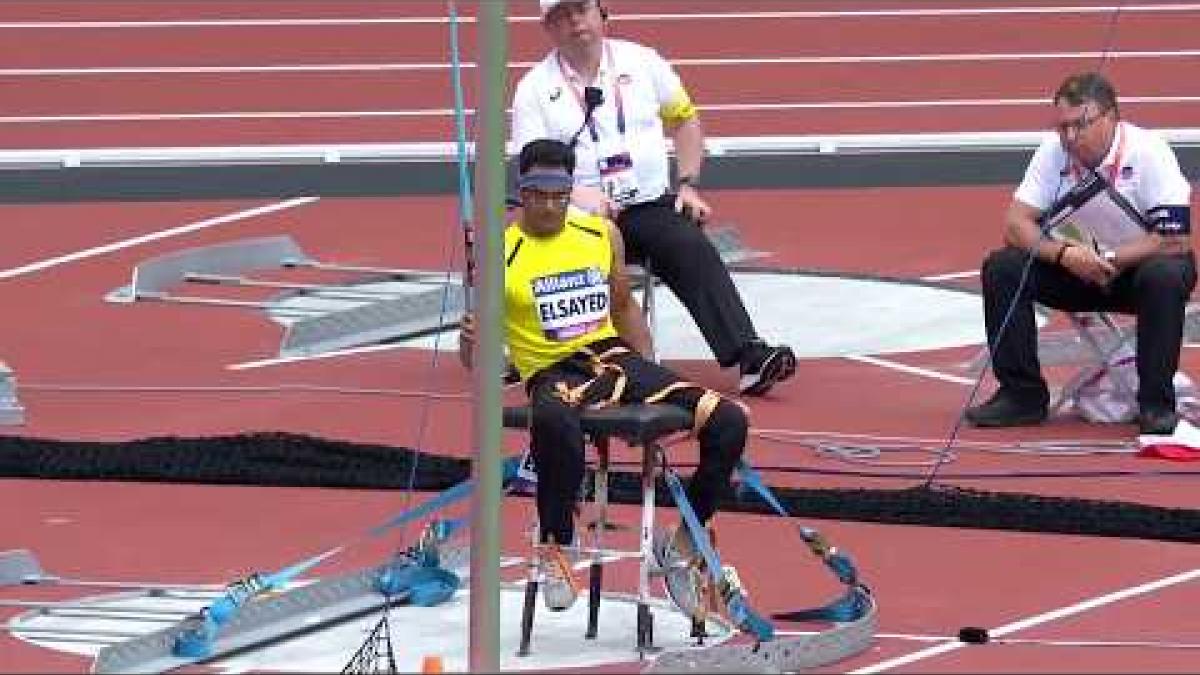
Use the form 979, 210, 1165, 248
597, 459, 1200, 481
921, 189, 1063, 487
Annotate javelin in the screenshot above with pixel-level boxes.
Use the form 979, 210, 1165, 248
448, 0, 475, 311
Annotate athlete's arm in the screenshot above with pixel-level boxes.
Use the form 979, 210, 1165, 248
606, 222, 653, 356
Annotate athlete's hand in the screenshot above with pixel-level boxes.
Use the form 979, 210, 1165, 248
458, 313, 475, 369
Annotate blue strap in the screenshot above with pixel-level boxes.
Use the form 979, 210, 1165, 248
773, 586, 873, 624
367, 455, 520, 539
203, 546, 344, 626
735, 458, 790, 515
375, 519, 465, 604
367, 476, 475, 538
174, 455, 521, 657
659, 463, 775, 641
735, 458, 871, 622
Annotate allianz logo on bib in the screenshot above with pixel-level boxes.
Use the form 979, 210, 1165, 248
532, 267, 603, 295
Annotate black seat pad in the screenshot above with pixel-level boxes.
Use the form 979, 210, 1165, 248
503, 404, 694, 444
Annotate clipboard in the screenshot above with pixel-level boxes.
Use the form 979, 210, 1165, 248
1037, 169, 1150, 250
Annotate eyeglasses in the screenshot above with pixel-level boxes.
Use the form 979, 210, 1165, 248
520, 189, 572, 208
1053, 107, 1110, 136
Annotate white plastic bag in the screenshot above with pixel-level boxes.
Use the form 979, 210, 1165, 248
1072, 344, 1196, 423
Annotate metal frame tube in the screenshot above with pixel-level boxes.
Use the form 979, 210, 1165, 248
467, 1, 507, 670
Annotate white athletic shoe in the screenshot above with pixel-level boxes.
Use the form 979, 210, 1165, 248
538, 543, 579, 612
652, 527, 707, 620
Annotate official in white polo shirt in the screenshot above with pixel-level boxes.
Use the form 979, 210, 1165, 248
510, 0, 796, 396
967, 71, 1195, 435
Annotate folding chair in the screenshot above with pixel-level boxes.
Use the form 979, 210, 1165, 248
1048, 311, 1138, 422
630, 262, 660, 363
0, 361, 23, 426
963, 308, 1139, 421
628, 224, 758, 365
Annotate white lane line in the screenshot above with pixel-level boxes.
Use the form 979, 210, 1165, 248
0, 5, 1195, 28
0, 110, 457, 123
850, 567, 1200, 674
3, 50, 1199, 76
921, 269, 980, 282
677, 50, 1200, 66
703, 95, 1200, 110
1, 95, 1196, 125
842, 354, 976, 386
622, 5, 1200, 19
0, 197, 317, 280
227, 341, 407, 371
776, 629, 1200, 650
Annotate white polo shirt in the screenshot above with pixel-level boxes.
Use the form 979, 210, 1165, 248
1015, 121, 1191, 244
510, 38, 694, 207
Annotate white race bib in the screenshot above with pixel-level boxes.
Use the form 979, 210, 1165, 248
531, 267, 610, 341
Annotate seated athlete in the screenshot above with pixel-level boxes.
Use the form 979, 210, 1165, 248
458, 138, 748, 613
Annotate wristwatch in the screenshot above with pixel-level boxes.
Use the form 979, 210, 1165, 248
1102, 249, 1118, 265
677, 174, 698, 189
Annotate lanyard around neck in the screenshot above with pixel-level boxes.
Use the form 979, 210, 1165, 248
556, 41, 626, 143
1072, 121, 1126, 184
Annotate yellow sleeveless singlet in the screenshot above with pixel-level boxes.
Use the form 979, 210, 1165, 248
504, 209, 619, 380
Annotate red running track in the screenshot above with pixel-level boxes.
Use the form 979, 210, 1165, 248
1, 3, 1199, 673
2, 184, 1199, 672
0, 1, 1195, 146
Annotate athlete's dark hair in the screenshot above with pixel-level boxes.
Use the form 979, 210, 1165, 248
518, 138, 577, 175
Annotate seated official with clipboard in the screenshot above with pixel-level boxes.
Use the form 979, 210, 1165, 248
1039, 169, 1156, 280
964, 71, 1194, 436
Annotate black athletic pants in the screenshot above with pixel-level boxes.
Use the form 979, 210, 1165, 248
617, 196, 758, 368
980, 245, 1195, 412
525, 337, 747, 546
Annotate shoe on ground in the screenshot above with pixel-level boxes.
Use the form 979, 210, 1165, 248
651, 526, 707, 620
1138, 407, 1179, 435
965, 389, 1048, 427
538, 543, 578, 611
738, 341, 797, 396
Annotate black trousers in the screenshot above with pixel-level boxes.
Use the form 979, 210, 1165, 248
617, 196, 758, 367
525, 337, 747, 546
980, 245, 1196, 412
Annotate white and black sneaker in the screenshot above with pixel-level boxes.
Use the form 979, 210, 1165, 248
738, 341, 797, 396
651, 527, 706, 620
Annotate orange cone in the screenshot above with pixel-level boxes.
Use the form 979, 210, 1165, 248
421, 654, 444, 674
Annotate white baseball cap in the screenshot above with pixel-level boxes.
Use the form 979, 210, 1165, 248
539, 0, 591, 18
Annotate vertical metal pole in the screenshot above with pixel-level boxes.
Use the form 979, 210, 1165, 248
637, 444, 657, 653
469, 0, 507, 671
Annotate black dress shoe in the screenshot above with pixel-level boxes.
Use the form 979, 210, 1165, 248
1138, 408, 1179, 435
965, 390, 1048, 427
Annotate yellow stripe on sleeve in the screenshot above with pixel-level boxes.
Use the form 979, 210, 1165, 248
659, 88, 697, 126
